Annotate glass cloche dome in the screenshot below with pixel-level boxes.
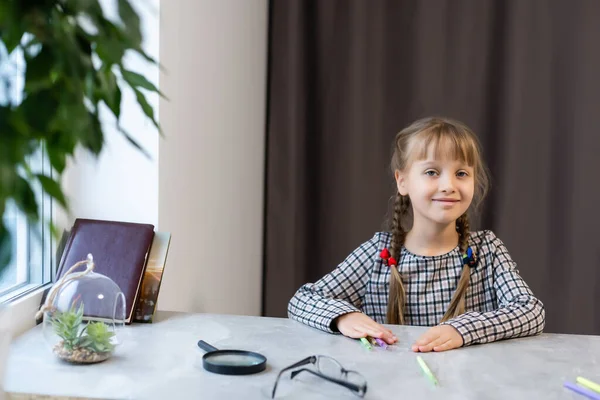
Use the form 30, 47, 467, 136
41, 254, 126, 364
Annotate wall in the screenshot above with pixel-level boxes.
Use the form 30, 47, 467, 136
58, 0, 160, 229
157, 0, 268, 316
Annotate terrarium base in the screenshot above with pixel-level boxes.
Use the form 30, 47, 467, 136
53, 341, 111, 364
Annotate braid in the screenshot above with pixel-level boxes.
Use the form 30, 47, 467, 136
441, 213, 472, 322
386, 193, 409, 325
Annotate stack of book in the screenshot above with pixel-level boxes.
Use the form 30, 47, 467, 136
53, 219, 171, 324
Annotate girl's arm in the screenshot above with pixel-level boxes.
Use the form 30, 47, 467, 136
287, 233, 383, 333
442, 233, 546, 346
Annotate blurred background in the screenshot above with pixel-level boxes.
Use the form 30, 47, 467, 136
2, 0, 599, 338
262, 0, 600, 335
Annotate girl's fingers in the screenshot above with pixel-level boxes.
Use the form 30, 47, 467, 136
358, 324, 386, 339
432, 338, 454, 352
414, 329, 438, 346
359, 324, 398, 344
339, 316, 398, 344
378, 329, 398, 344
381, 336, 397, 345
344, 326, 368, 339
363, 320, 394, 336
416, 335, 447, 353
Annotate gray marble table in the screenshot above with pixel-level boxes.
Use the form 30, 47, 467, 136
4, 311, 600, 399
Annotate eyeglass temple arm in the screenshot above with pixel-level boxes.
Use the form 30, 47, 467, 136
290, 368, 364, 393
271, 356, 316, 398
285, 356, 316, 370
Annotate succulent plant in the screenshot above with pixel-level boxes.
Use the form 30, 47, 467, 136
50, 302, 85, 351
82, 322, 115, 353
50, 303, 115, 354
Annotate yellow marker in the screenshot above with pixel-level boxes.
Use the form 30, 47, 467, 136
577, 377, 600, 393
416, 356, 438, 386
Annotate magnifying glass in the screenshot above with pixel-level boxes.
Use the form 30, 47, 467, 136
197, 340, 267, 375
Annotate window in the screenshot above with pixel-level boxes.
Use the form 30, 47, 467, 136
0, 36, 54, 303
0, 153, 54, 303
0, 202, 23, 293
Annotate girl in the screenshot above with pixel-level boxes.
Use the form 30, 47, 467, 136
288, 117, 545, 352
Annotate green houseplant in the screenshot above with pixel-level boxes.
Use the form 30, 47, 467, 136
0, 0, 162, 276
50, 302, 116, 363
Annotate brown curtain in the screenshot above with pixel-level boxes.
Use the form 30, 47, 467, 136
263, 0, 600, 335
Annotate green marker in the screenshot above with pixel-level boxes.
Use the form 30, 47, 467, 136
577, 377, 600, 393
359, 337, 372, 350
416, 356, 438, 386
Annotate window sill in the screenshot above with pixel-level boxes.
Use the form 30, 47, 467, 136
0, 283, 47, 304
2, 285, 50, 338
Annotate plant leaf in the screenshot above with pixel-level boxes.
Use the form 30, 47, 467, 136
14, 176, 39, 221
35, 174, 68, 209
133, 88, 161, 133
117, 0, 142, 48
25, 44, 55, 93
76, 303, 84, 321
95, 21, 127, 65
0, 2, 22, 53
84, 321, 115, 353
95, 37, 125, 66
77, 337, 92, 348
97, 67, 121, 119
121, 69, 164, 97
0, 222, 13, 271
118, 126, 151, 158
79, 113, 104, 155
46, 142, 67, 174
21, 89, 59, 134
111, 84, 122, 119
134, 47, 160, 67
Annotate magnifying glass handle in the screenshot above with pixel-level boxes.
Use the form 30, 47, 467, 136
198, 340, 219, 353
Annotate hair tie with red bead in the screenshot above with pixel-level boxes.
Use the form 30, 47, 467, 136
381, 246, 477, 268
379, 248, 397, 266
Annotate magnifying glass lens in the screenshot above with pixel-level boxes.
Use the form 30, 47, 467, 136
206, 353, 264, 367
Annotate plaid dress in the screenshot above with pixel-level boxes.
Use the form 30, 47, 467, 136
288, 230, 545, 346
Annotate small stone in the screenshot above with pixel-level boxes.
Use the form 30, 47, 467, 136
52, 342, 111, 364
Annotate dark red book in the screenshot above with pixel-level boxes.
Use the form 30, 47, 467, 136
56, 219, 155, 324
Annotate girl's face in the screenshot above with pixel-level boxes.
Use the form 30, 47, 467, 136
395, 144, 475, 229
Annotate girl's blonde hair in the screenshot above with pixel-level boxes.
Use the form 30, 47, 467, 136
387, 117, 490, 325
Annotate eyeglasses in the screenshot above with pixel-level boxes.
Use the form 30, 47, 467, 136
271, 355, 367, 398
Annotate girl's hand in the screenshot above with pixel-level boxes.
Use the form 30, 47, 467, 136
412, 325, 464, 352
335, 312, 398, 344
